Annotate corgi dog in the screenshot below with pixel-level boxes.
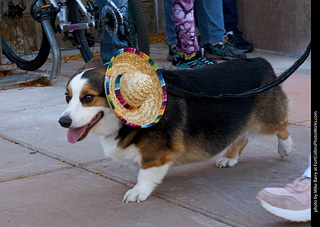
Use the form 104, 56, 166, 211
59, 56, 292, 203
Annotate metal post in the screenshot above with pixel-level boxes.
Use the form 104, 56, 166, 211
0, 0, 61, 85
37, 0, 61, 84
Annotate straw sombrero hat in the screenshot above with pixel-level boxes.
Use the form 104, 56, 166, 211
105, 48, 167, 128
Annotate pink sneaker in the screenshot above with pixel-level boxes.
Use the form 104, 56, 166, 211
256, 177, 311, 222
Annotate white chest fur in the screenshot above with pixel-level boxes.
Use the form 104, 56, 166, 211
100, 135, 141, 168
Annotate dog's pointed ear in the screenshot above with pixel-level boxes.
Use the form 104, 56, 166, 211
84, 56, 103, 69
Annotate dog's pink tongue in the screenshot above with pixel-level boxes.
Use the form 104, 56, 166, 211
67, 126, 87, 144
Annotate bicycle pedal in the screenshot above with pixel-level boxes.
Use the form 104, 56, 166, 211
32, 4, 58, 22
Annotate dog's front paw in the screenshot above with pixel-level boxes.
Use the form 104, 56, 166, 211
122, 186, 152, 203
216, 157, 238, 168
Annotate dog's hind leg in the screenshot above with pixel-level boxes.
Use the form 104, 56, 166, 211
216, 136, 248, 168
259, 120, 293, 158
276, 121, 293, 158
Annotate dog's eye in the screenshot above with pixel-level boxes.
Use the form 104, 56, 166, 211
81, 94, 95, 104
65, 92, 71, 103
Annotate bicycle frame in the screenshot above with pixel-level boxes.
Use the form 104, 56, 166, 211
39, 0, 126, 82
48, 0, 95, 32
39, 0, 125, 82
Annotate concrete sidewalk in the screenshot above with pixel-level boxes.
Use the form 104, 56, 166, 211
0, 45, 311, 227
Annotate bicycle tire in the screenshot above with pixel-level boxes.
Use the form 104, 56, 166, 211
1, 0, 50, 70
68, 0, 149, 62
68, 0, 93, 62
128, 0, 150, 55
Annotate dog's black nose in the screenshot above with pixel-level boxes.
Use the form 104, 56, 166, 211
59, 115, 72, 128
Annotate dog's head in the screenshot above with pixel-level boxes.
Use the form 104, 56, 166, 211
59, 57, 119, 144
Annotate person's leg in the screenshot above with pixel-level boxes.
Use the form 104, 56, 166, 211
171, 0, 215, 68
164, 0, 177, 61
164, 0, 176, 46
223, 0, 253, 52
302, 153, 311, 178
194, 0, 245, 60
172, 0, 199, 54
222, 0, 238, 33
194, 0, 225, 45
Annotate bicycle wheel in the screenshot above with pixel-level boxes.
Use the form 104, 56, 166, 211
0, 0, 50, 70
99, 0, 150, 55
72, 0, 150, 62
68, 0, 93, 62
128, 0, 149, 55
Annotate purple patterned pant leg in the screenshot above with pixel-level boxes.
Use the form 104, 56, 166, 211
173, 0, 199, 54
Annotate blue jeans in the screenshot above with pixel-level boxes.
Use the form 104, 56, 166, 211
96, 0, 128, 63
223, 0, 239, 33
164, 0, 225, 46
164, 0, 175, 46
302, 154, 311, 178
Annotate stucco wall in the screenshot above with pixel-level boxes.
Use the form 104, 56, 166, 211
236, 0, 311, 56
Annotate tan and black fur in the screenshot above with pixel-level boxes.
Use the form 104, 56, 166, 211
59, 57, 292, 202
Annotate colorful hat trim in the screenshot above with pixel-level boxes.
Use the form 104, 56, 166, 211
105, 48, 167, 128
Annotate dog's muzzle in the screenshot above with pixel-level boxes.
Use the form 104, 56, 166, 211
59, 115, 72, 128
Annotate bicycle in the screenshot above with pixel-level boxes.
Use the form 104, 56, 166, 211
0, 0, 150, 71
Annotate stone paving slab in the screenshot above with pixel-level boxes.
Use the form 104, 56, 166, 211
0, 138, 69, 182
0, 168, 229, 227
